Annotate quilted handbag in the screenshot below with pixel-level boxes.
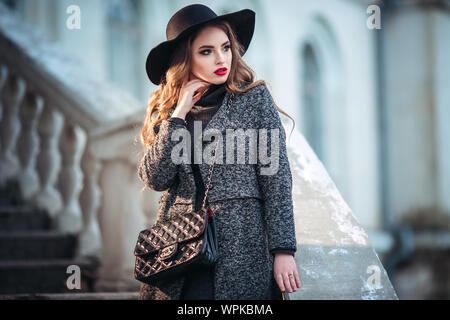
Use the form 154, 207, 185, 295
133, 204, 218, 285
133, 94, 234, 285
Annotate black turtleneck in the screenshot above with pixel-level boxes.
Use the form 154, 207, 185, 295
187, 82, 227, 140
169, 82, 226, 127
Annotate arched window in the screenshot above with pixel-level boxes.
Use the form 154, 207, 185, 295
301, 43, 323, 161
106, 0, 141, 99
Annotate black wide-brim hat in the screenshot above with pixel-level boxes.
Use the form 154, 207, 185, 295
146, 4, 255, 85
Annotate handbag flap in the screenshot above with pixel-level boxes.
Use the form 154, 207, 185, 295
134, 208, 208, 257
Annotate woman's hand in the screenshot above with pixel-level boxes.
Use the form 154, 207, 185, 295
273, 253, 301, 293
172, 77, 210, 119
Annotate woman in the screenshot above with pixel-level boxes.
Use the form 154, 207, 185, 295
137, 4, 301, 300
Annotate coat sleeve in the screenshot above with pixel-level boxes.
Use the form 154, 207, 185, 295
138, 118, 187, 191
271, 248, 296, 257
255, 85, 297, 255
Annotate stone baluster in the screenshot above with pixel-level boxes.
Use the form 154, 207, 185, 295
78, 142, 103, 258
0, 65, 7, 123
16, 92, 43, 201
0, 73, 25, 187
55, 123, 86, 233
33, 105, 64, 217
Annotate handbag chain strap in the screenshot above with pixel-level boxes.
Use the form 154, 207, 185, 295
201, 92, 234, 210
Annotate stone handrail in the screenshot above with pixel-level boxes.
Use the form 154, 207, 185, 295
284, 124, 397, 299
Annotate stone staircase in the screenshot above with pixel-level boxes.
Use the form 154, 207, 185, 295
0, 180, 137, 299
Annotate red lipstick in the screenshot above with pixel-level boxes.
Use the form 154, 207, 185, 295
214, 67, 227, 76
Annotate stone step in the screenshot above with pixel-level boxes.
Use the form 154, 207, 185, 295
0, 206, 50, 231
0, 292, 139, 300
0, 195, 12, 206
0, 230, 77, 260
0, 257, 100, 294
0, 180, 23, 206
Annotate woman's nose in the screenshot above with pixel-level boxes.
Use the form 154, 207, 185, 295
216, 52, 225, 64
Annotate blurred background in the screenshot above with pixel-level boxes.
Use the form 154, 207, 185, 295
0, 0, 448, 299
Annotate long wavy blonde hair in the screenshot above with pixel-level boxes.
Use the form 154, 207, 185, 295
140, 19, 295, 151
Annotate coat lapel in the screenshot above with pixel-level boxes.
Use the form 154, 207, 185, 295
203, 90, 232, 133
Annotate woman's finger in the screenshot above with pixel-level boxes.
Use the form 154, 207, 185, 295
294, 270, 301, 288
187, 79, 208, 88
288, 272, 297, 291
196, 83, 209, 92
282, 273, 293, 293
192, 84, 209, 100
275, 273, 285, 292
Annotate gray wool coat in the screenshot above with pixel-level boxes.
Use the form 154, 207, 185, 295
136, 84, 297, 300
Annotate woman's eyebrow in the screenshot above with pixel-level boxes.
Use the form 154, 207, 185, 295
198, 41, 230, 49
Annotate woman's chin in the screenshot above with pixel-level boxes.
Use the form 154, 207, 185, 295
208, 78, 228, 85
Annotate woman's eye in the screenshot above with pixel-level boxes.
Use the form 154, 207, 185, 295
200, 45, 230, 55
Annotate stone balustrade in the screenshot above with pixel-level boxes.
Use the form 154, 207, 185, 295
0, 3, 146, 292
